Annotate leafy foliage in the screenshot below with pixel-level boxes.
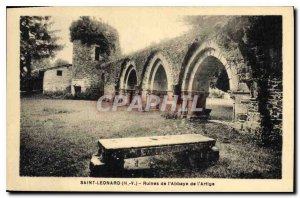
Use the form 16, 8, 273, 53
220, 16, 283, 146
31, 58, 51, 71
20, 16, 63, 91
69, 16, 121, 58
219, 16, 282, 78
183, 16, 232, 40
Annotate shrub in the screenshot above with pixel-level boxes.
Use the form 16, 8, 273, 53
43, 90, 73, 99
161, 112, 179, 119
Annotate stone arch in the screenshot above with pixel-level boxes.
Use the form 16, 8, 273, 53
151, 64, 168, 91
181, 40, 240, 93
179, 40, 249, 119
126, 68, 137, 90
142, 52, 174, 92
119, 60, 138, 92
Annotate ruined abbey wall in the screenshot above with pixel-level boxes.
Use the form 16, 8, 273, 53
42, 16, 283, 145
99, 31, 282, 144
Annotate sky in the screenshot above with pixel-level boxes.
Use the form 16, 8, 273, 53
51, 13, 192, 63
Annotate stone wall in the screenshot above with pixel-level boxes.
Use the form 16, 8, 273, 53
267, 78, 283, 136
69, 32, 282, 144
52, 16, 282, 145
72, 40, 104, 99
43, 66, 72, 94
119, 33, 281, 145
240, 78, 282, 143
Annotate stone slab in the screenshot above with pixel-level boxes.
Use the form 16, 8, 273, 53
90, 135, 219, 176
98, 134, 215, 150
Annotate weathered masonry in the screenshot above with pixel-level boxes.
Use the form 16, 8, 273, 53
43, 16, 283, 145
70, 38, 279, 138
99, 38, 257, 131
70, 40, 106, 99
43, 64, 72, 95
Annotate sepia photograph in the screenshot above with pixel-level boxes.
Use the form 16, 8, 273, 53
6, 6, 294, 192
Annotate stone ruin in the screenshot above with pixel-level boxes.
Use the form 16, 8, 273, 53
42, 16, 283, 146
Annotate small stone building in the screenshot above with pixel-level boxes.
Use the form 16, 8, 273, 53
43, 64, 72, 95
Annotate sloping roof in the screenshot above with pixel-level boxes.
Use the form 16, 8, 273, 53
40, 64, 73, 72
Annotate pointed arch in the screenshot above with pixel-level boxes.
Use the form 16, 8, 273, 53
119, 60, 138, 91
141, 52, 174, 92
180, 40, 240, 92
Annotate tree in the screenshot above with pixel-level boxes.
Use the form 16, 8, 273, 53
183, 16, 232, 40
31, 58, 51, 71
20, 16, 63, 91
69, 16, 121, 60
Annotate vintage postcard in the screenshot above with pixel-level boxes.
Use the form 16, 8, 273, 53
7, 7, 294, 192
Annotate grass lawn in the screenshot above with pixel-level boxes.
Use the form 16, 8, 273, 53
20, 97, 281, 178
206, 98, 234, 121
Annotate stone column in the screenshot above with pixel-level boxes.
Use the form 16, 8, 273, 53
141, 89, 150, 109
119, 88, 125, 95
186, 90, 209, 119
126, 89, 136, 106
179, 90, 189, 118
150, 90, 160, 110
230, 91, 251, 122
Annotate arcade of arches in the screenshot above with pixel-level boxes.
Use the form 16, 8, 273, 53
118, 42, 251, 123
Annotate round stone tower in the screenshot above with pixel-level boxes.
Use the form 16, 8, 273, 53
71, 40, 105, 99
69, 17, 121, 99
